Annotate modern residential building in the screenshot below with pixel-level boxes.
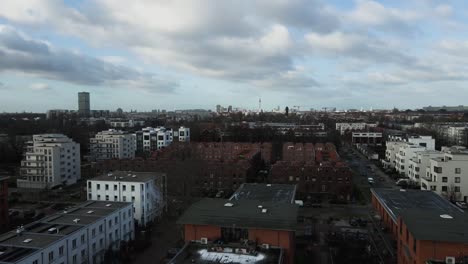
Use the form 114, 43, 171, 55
90, 130, 136, 160
382, 135, 435, 170
19, 134, 81, 189
78, 92, 90, 116
421, 147, 468, 201
0, 177, 8, 232
175, 184, 298, 264
177, 126, 190, 142
135, 127, 173, 153
0, 201, 134, 264
87, 171, 167, 226
407, 150, 444, 184
395, 144, 427, 176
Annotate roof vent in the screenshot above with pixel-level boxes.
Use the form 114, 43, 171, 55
400, 189, 406, 192
258, 205, 263, 208
440, 214, 453, 219
224, 203, 234, 207
108, 173, 113, 177
87, 210, 94, 214
106, 204, 112, 207
266, 184, 271, 187
48, 228, 57, 233
23, 238, 33, 243
262, 209, 268, 213
132, 175, 137, 178
73, 218, 80, 223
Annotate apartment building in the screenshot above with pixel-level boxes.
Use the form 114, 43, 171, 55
135, 127, 174, 153
87, 171, 167, 226
421, 147, 468, 201
90, 129, 136, 160
382, 135, 435, 170
407, 150, 444, 184
0, 201, 134, 264
395, 144, 427, 176
19, 134, 80, 189
335, 122, 377, 135
176, 126, 190, 142
351, 132, 383, 145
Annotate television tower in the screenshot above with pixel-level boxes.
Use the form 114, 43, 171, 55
259, 98, 262, 112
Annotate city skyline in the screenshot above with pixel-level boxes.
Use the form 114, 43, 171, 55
1, 0, 468, 112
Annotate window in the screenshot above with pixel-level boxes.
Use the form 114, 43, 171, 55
434, 166, 442, 173
455, 186, 461, 192
114, 184, 118, 191
456, 168, 461, 174
123, 196, 126, 202
99, 224, 103, 233
72, 239, 77, 249
88, 193, 92, 200
456, 177, 461, 183
88, 182, 91, 189
442, 177, 448, 183
81, 249, 85, 257
109, 220, 112, 228
131, 185, 135, 192
105, 195, 109, 201
48, 251, 54, 261
122, 185, 126, 191
92, 229, 96, 238
114, 195, 118, 201
59, 246, 64, 256
81, 234, 85, 244
115, 216, 118, 224
33, 260, 38, 264
132, 196, 135, 202
105, 184, 109, 190
72, 254, 77, 264
442, 186, 448, 192
97, 184, 100, 190
97, 195, 101, 200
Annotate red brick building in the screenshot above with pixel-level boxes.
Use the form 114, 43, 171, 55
271, 142, 352, 200
371, 188, 468, 264
0, 177, 8, 231
177, 198, 298, 264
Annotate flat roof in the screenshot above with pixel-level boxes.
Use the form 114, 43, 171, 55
400, 209, 468, 243
91, 171, 165, 182
371, 188, 463, 223
0, 201, 131, 263
169, 242, 283, 264
229, 183, 296, 204
177, 198, 298, 231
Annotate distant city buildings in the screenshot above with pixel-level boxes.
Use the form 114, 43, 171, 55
0, 201, 134, 264
335, 122, 377, 135
109, 119, 145, 128
90, 129, 136, 160
78, 92, 90, 117
19, 134, 81, 189
87, 171, 167, 226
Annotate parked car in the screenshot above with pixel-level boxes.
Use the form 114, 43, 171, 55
456, 201, 467, 209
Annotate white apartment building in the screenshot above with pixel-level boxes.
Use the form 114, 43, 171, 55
0, 201, 134, 264
90, 129, 136, 160
335, 122, 377, 135
395, 144, 427, 176
421, 147, 468, 202
19, 134, 80, 189
135, 126, 191, 153
87, 171, 167, 226
110, 119, 145, 128
177, 126, 190, 142
382, 135, 435, 170
407, 150, 445, 184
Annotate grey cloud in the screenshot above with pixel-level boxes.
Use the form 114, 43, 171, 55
0, 26, 178, 93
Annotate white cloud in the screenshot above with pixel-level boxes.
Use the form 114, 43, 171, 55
29, 83, 50, 91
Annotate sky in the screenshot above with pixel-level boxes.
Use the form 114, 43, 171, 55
1, 0, 468, 112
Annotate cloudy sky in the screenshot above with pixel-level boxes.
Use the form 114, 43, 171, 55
1, 0, 468, 112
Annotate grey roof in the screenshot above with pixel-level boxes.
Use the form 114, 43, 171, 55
371, 188, 463, 223
229, 183, 297, 204
177, 198, 298, 231
91, 171, 165, 182
0, 201, 132, 263
400, 209, 468, 243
